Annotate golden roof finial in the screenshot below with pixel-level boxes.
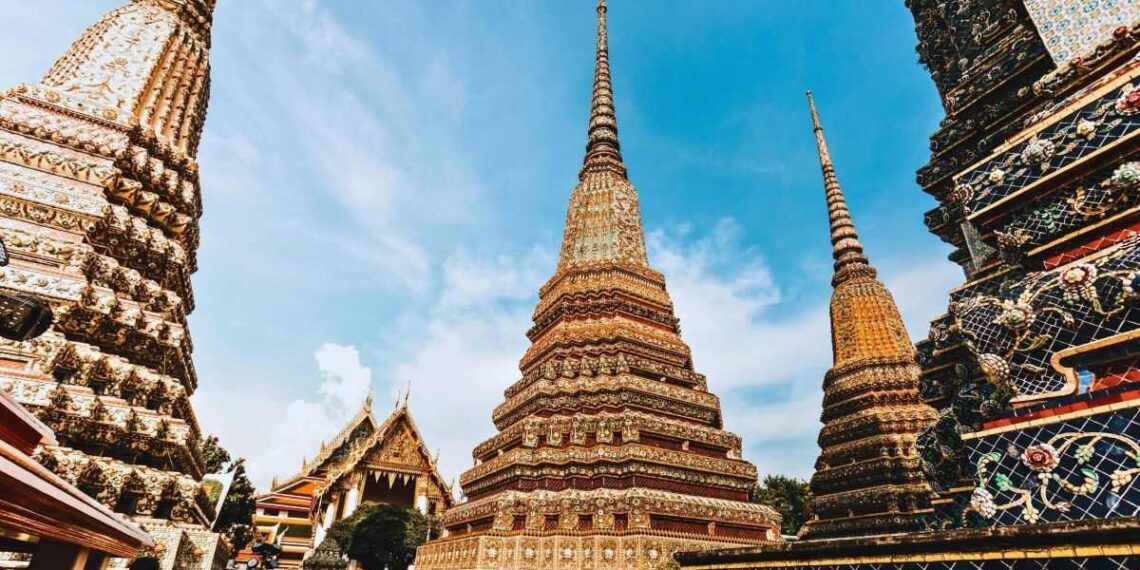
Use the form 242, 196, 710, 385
581, 0, 627, 179
806, 91, 870, 283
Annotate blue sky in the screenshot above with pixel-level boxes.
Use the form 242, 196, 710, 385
0, 0, 961, 489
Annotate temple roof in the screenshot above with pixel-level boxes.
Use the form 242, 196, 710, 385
302, 390, 379, 477
316, 399, 453, 507
0, 390, 154, 557
260, 473, 322, 504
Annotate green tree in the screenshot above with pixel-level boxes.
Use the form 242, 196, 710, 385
405, 510, 440, 544
199, 433, 257, 551
344, 504, 431, 570
201, 479, 224, 506
751, 475, 812, 535
199, 434, 232, 474
326, 502, 382, 550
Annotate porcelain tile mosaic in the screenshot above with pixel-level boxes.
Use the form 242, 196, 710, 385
1025, 0, 1140, 64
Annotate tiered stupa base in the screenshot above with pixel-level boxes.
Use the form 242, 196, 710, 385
418, 532, 772, 570
417, 489, 779, 570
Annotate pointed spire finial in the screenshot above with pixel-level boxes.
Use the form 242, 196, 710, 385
402, 380, 411, 407
364, 385, 374, 411
581, 0, 627, 179
806, 91, 871, 283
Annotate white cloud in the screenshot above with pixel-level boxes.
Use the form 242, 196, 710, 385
649, 219, 819, 392
438, 247, 551, 310
648, 220, 959, 480
314, 343, 372, 407
255, 0, 371, 70
380, 247, 551, 482
194, 343, 376, 487
201, 0, 482, 296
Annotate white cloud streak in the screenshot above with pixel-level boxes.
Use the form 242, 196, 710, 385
374, 220, 960, 485
193, 343, 374, 487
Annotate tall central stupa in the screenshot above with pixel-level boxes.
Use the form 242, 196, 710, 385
415, 2, 781, 569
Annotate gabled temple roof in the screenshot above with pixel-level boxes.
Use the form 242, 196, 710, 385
258, 472, 322, 507
316, 398, 453, 508
301, 390, 380, 477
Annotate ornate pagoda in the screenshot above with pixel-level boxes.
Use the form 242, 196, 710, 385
0, 0, 226, 568
797, 93, 938, 540
415, 2, 781, 569
679, 2, 1140, 570
908, 0, 1140, 532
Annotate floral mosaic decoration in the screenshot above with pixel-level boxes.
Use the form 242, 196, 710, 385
970, 431, 1140, 524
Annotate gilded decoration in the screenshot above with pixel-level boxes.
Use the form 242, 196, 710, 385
952, 70, 1140, 219
965, 402, 1140, 526
797, 93, 938, 540
905, 0, 1140, 537
939, 237, 1140, 403
0, 0, 222, 567
312, 401, 452, 507
416, 3, 779, 568
493, 373, 720, 429
1023, 0, 1140, 65
473, 411, 740, 460
305, 399, 453, 564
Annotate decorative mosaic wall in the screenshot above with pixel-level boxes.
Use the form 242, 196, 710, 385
937, 236, 1140, 402
964, 402, 1140, 526
945, 79, 1140, 223
1024, 0, 1140, 63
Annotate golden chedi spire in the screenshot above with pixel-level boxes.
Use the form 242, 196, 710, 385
556, 0, 649, 272
581, 0, 625, 178
416, 4, 781, 568
807, 91, 870, 283
799, 92, 938, 540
